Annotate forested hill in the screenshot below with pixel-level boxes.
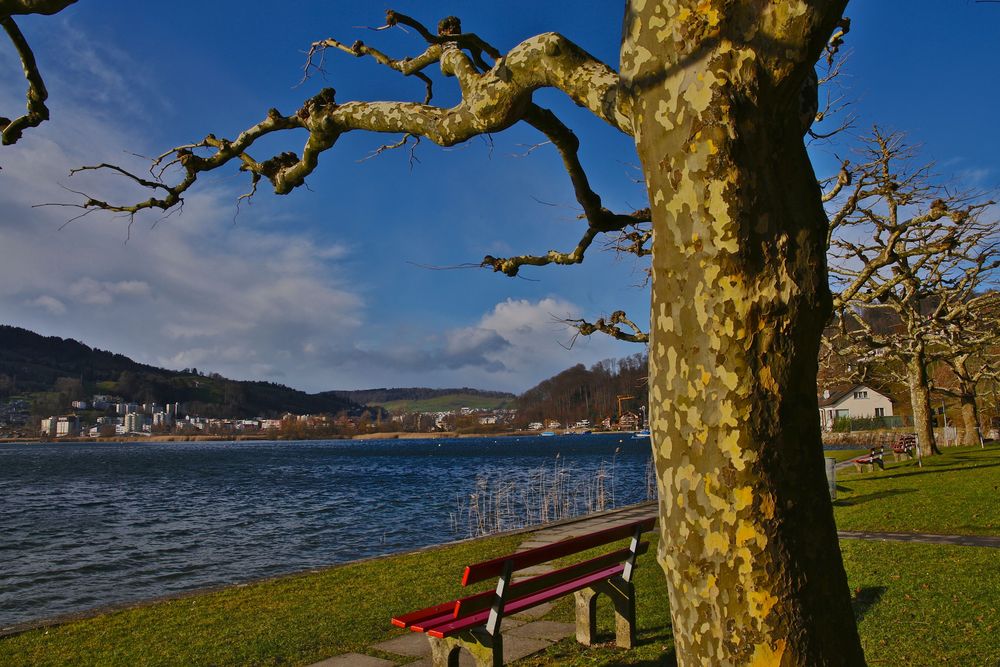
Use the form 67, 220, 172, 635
516, 353, 649, 426
328, 387, 514, 405
327, 387, 515, 414
0, 325, 361, 418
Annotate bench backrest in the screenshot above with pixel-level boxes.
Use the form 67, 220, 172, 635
391, 516, 656, 638
461, 516, 655, 586
452, 540, 650, 619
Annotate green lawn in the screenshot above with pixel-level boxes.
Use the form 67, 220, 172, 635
2, 445, 997, 666
823, 447, 867, 463
834, 443, 1000, 536
0, 535, 521, 667
376, 393, 510, 414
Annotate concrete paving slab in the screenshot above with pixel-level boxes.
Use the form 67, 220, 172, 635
376, 623, 532, 660
373, 632, 431, 657
403, 635, 551, 666
307, 653, 398, 667
506, 620, 575, 642
515, 541, 551, 551
514, 565, 553, 576
509, 601, 555, 620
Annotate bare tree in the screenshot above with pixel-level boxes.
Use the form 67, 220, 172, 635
35, 4, 867, 664
827, 129, 996, 456
931, 290, 1000, 445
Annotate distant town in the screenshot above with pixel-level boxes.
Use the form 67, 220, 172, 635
1, 392, 650, 441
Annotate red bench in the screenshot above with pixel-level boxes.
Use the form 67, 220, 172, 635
892, 434, 916, 460
391, 516, 655, 667
852, 445, 885, 472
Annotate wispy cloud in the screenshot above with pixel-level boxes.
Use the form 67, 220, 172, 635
25, 295, 67, 315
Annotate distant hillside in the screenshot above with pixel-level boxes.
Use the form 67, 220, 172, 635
328, 387, 514, 414
0, 325, 362, 418
517, 353, 649, 426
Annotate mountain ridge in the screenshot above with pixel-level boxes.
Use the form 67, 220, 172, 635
0, 325, 514, 419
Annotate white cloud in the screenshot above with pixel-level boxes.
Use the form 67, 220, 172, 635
25, 295, 66, 315
303, 297, 634, 392
67, 278, 152, 305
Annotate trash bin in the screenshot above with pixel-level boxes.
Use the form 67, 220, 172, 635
824, 457, 836, 501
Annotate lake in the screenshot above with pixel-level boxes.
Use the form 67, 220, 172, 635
0, 434, 653, 629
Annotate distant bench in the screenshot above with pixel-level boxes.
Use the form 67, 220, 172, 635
892, 434, 917, 460
852, 445, 885, 472
391, 516, 655, 667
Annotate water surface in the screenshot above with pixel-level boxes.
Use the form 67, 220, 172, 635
0, 434, 652, 628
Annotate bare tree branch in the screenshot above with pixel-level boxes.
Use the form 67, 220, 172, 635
0, 0, 78, 146
565, 310, 649, 344
481, 104, 650, 276
59, 22, 632, 218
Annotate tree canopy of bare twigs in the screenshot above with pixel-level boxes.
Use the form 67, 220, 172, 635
825, 127, 998, 455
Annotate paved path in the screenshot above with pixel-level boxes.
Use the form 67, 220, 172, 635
309, 501, 998, 666
837, 530, 1000, 548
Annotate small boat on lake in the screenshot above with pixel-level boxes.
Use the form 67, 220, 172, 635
632, 429, 651, 439
540, 431, 556, 437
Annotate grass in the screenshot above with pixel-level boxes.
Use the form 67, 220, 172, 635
823, 447, 867, 463
842, 540, 998, 666
0, 534, 521, 667
833, 443, 1000, 536
376, 393, 510, 414
2, 445, 997, 666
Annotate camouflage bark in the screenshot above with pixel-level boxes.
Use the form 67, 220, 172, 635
622, 2, 862, 663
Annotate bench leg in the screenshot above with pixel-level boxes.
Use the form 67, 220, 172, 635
602, 577, 637, 649
574, 588, 598, 646
427, 630, 501, 667
575, 577, 638, 649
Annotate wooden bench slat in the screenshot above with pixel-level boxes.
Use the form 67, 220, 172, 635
453, 541, 649, 619
410, 608, 463, 633
427, 563, 626, 638
461, 517, 654, 586
391, 600, 459, 629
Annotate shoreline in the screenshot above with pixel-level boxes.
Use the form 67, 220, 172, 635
0, 500, 658, 638
0, 429, 619, 445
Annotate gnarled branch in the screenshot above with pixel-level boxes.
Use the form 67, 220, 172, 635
566, 310, 648, 344
61, 20, 632, 218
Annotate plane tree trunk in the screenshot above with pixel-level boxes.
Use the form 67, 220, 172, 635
906, 346, 941, 456
958, 383, 982, 446
623, 1, 863, 664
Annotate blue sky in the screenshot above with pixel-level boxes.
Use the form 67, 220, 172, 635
0, 2, 996, 393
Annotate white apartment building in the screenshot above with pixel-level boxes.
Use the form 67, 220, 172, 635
40, 416, 57, 436
124, 412, 148, 433
56, 416, 81, 437
40, 415, 81, 437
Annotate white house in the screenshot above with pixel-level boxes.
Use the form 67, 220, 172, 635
818, 384, 894, 430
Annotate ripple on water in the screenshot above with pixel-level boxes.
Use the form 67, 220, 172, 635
0, 435, 653, 628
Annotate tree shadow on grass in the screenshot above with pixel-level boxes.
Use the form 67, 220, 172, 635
852, 586, 887, 623
856, 460, 1000, 482
834, 488, 917, 507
